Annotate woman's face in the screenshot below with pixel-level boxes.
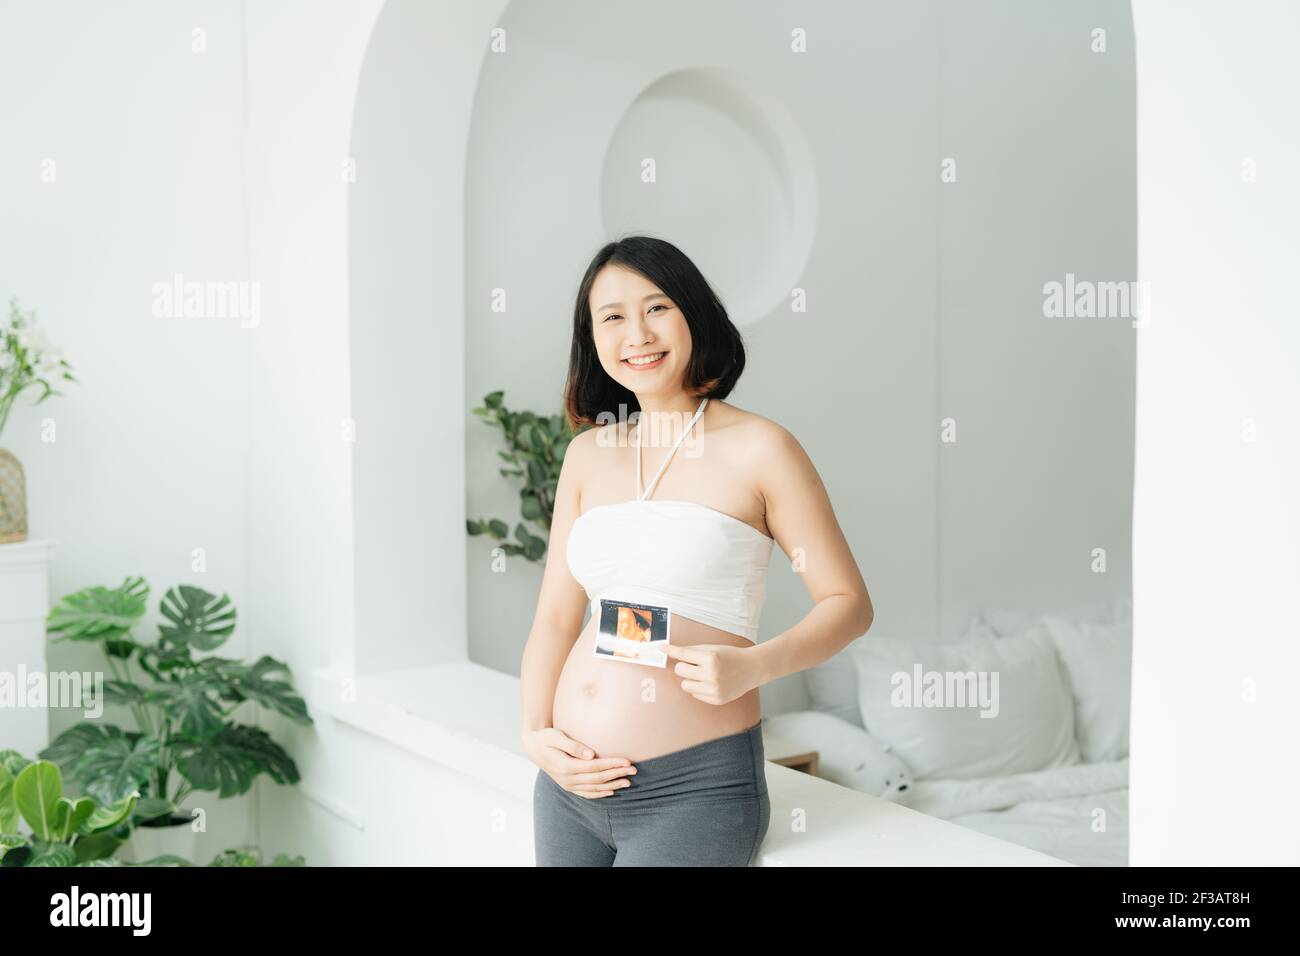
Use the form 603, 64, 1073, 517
588, 265, 692, 397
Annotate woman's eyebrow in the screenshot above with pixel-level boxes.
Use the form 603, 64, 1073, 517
595, 292, 668, 313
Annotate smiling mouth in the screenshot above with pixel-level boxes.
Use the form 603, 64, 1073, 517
623, 350, 667, 369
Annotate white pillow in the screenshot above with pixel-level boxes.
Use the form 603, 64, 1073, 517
850, 630, 1081, 780
1036, 615, 1131, 762
805, 625, 997, 729
764, 710, 914, 802
802, 648, 865, 728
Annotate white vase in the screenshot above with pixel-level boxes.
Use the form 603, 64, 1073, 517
123, 816, 200, 865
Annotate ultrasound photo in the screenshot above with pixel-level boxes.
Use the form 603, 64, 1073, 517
594, 598, 671, 668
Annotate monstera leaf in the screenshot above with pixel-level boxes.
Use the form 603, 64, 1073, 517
137, 641, 198, 679
197, 655, 312, 725
176, 725, 299, 798
145, 671, 227, 739
158, 585, 236, 652
40, 723, 130, 777
74, 736, 161, 806
46, 576, 149, 654
100, 680, 157, 707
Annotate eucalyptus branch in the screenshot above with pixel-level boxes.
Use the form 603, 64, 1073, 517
466, 390, 578, 563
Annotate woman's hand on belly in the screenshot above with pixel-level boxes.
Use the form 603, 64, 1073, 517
522, 726, 637, 799
663, 641, 767, 705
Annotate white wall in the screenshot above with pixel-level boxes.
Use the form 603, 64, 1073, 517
0, 0, 253, 860
241, 0, 385, 859
938, 0, 1136, 637
348, 0, 498, 674
243, 0, 383, 687
1130, 0, 1300, 865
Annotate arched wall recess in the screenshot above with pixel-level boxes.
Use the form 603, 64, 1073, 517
346, 0, 511, 676
599, 67, 818, 327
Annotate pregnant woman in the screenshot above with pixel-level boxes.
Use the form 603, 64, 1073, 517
521, 235, 874, 866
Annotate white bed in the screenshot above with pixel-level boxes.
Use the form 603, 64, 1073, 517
907, 757, 1129, 867
770, 599, 1132, 866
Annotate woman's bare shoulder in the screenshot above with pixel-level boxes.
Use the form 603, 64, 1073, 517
710, 403, 810, 515
562, 423, 603, 471
712, 400, 801, 454
561, 421, 622, 488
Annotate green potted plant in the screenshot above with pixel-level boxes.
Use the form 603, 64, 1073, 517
0, 752, 304, 866
41, 576, 312, 863
466, 390, 583, 563
0, 296, 77, 543
0, 753, 161, 866
208, 846, 305, 866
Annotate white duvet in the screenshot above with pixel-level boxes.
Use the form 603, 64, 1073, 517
901, 758, 1130, 867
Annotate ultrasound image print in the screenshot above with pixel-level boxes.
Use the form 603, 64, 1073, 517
617, 605, 651, 641
595, 598, 670, 667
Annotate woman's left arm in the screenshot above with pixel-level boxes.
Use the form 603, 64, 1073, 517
750, 420, 873, 686
665, 420, 873, 705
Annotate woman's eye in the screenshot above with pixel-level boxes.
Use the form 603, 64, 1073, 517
601, 305, 665, 321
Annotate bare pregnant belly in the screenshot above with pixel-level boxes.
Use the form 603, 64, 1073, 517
551, 613, 762, 763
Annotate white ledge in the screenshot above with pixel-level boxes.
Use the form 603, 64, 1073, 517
0, 538, 59, 569
310, 662, 1069, 866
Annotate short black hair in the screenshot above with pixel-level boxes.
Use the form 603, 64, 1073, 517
563, 235, 746, 431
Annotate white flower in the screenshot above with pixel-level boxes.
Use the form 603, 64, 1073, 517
13, 327, 62, 367
25, 327, 56, 356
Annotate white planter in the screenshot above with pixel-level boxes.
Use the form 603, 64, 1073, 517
123, 816, 200, 865
0, 539, 59, 759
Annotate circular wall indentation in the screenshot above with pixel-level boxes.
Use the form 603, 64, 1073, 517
599, 67, 817, 328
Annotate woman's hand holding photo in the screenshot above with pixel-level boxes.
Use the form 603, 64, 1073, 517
663, 642, 767, 706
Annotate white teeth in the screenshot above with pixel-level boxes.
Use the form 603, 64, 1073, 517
626, 352, 665, 366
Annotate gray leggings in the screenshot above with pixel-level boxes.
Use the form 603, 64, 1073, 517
533, 720, 770, 867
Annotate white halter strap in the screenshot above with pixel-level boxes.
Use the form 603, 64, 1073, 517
636, 397, 709, 501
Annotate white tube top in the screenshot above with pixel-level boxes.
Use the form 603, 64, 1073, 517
565, 397, 775, 643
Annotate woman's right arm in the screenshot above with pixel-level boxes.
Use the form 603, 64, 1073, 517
519, 427, 590, 738
519, 427, 635, 796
